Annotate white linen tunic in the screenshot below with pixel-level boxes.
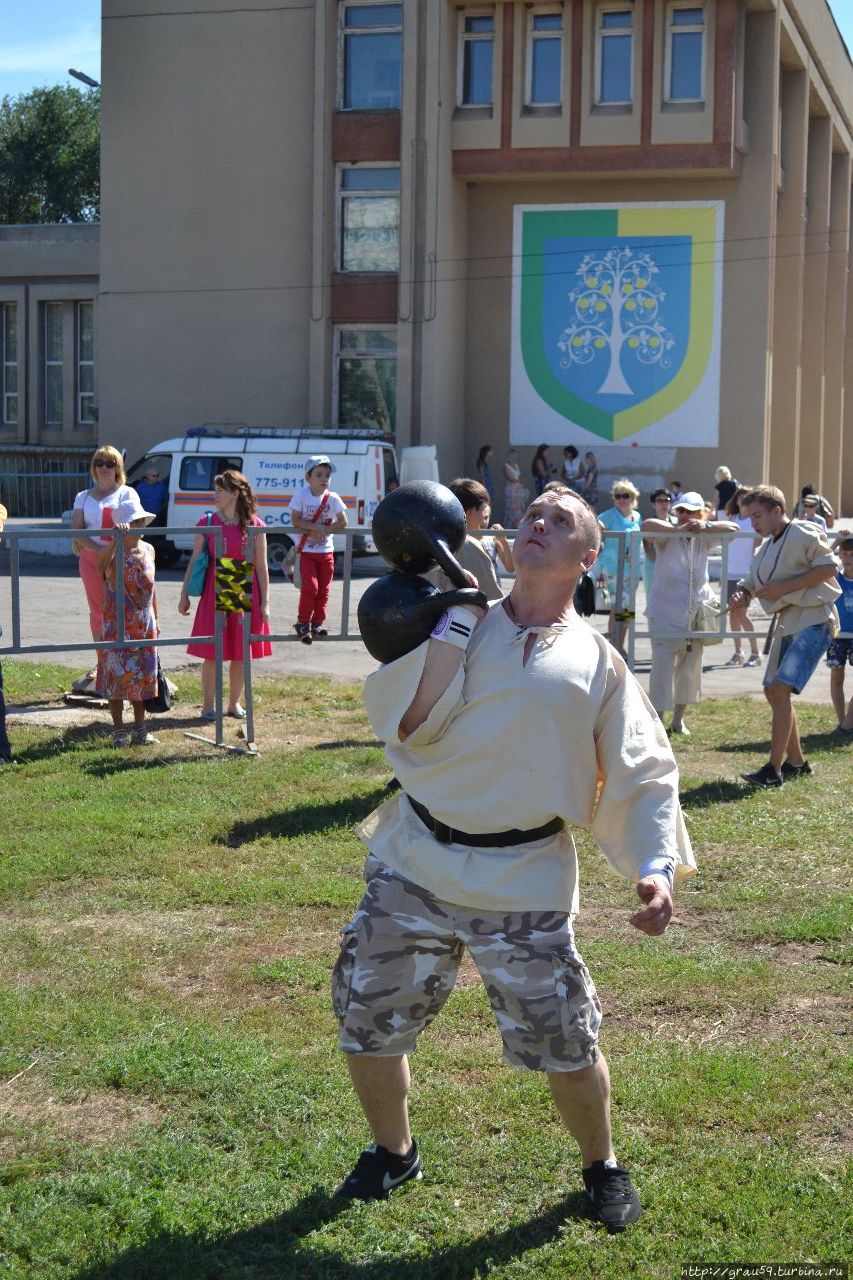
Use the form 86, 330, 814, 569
360, 602, 695, 913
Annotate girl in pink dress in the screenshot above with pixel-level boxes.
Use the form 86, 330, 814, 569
178, 470, 271, 720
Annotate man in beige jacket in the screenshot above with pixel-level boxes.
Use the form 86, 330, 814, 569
331, 485, 695, 1232
731, 485, 841, 788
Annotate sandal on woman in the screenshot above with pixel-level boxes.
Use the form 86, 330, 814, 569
724, 653, 745, 666
744, 654, 762, 667
227, 705, 247, 719
131, 727, 159, 746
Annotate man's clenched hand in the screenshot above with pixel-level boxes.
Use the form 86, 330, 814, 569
629, 875, 673, 936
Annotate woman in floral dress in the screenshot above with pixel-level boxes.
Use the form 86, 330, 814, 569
96, 495, 160, 747
502, 449, 528, 528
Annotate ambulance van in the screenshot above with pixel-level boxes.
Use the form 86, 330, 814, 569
125, 427, 398, 570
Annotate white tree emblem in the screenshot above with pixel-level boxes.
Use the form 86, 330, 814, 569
557, 246, 676, 396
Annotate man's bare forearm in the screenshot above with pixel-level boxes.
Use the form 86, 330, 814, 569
398, 641, 465, 740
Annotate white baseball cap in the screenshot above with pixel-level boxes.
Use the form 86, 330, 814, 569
305, 454, 335, 478
672, 491, 705, 512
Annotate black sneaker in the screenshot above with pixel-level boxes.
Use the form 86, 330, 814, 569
781, 759, 813, 780
295, 623, 312, 645
582, 1161, 642, 1234
741, 762, 783, 788
332, 1141, 422, 1203
311, 624, 328, 639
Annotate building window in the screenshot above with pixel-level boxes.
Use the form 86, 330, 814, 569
596, 6, 633, 105
335, 327, 397, 432
665, 4, 704, 102
44, 302, 64, 426
340, 3, 403, 110
2, 303, 17, 426
458, 11, 494, 107
338, 166, 401, 272
77, 301, 96, 425
526, 9, 563, 107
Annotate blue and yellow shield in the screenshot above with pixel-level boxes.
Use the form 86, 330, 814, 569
514, 204, 722, 444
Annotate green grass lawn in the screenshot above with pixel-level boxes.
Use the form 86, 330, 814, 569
0, 662, 851, 1279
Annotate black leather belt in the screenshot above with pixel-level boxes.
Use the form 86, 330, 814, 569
406, 795, 564, 848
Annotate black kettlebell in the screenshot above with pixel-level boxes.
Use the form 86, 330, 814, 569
358, 481, 488, 664
372, 480, 468, 581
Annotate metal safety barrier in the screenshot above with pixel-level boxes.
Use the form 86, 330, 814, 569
2, 524, 845, 754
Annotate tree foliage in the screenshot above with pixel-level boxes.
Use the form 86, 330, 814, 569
0, 85, 100, 224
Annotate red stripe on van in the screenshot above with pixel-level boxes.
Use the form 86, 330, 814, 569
173, 492, 356, 506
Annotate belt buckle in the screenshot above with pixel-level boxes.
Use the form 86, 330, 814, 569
433, 820, 453, 844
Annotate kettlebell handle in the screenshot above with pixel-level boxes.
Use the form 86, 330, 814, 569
432, 585, 489, 614
431, 537, 470, 590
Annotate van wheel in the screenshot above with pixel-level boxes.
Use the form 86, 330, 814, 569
266, 534, 295, 574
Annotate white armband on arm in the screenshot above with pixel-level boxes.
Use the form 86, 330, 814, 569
430, 606, 476, 650
637, 856, 675, 889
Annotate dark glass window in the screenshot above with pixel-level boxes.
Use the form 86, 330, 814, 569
460, 13, 494, 106
342, 4, 403, 110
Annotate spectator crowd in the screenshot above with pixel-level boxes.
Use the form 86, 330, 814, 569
0, 444, 850, 774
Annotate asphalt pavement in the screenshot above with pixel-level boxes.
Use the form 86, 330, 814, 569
0, 547, 837, 708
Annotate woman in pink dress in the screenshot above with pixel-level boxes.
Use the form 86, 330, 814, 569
178, 470, 271, 720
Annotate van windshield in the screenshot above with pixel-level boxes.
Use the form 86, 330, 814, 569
382, 446, 398, 492
126, 454, 172, 488
179, 456, 243, 491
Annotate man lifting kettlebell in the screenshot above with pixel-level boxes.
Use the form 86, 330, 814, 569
335, 481, 696, 1234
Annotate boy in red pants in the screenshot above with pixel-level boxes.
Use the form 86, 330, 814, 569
288, 455, 347, 643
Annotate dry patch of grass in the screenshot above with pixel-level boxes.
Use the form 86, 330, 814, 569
1, 1079, 163, 1154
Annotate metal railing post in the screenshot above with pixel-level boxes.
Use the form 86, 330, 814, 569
115, 528, 126, 646
614, 530, 625, 653
213, 525, 224, 746
10, 537, 21, 651
340, 531, 354, 638
242, 526, 256, 749
626, 530, 639, 670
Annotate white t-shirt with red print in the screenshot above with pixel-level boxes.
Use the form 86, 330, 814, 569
73, 485, 138, 545
288, 484, 346, 554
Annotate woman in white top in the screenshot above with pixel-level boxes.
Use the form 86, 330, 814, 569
643, 492, 738, 735
561, 445, 584, 493
71, 446, 138, 670
722, 485, 761, 666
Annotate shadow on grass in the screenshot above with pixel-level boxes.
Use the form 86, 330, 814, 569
680, 779, 748, 808
71, 1186, 588, 1280
715, 729, 846, 754
216, 787, 391, 846
11, 716, 255, 769
10, 721, 111, 763
82, 750, 232, 779
313, 738, 384, 751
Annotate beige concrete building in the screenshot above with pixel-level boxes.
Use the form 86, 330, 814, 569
0, 225, 99, 447
4, 1, 851, 514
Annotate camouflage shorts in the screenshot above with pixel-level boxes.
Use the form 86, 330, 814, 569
331, 856, 602, 1072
